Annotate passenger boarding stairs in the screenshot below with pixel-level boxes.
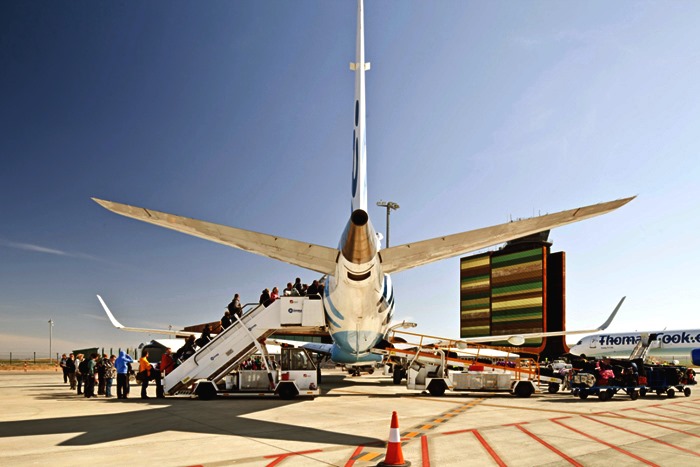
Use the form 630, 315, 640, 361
164, 296, 325, 394
628, 333, 659, 361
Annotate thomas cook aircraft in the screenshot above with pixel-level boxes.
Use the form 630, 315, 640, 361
569, 329, 700, 366
93, 0, 633, 365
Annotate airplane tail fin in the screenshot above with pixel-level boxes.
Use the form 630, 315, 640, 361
351, 0, 368, 214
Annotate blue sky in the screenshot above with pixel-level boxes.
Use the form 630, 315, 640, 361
2, 1, 699, 354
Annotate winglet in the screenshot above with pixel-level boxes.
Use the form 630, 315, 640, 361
96, 294, 125, 329
596, 296, 625, 331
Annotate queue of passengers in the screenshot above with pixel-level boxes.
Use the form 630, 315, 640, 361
58, 352, 117, 398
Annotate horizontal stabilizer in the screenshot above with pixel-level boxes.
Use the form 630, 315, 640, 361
92, 198, 339, 275
379, 197, 635, 274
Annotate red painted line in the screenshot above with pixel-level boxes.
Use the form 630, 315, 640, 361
551, 418, 659, 466
421, 435, 430, 467
659, 406, 700, 416
264, 449, 322, 467
582, 415, 700, 458
514, 424, 583, 467
344, 445, 364, 467
442, 428, 477, 435
599, 411, 700, 440
632, 407, 700, 425
472, 430, 507, 467
673, 403, 700, 412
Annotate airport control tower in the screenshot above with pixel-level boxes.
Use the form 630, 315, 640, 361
459, 231, 568, 359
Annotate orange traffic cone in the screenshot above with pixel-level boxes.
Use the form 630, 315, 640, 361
377, 411, 411, 466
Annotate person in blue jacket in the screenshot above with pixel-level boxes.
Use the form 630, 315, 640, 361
115, 350, 134, 399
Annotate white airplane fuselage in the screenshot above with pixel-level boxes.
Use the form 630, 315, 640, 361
569, 330, 700, 366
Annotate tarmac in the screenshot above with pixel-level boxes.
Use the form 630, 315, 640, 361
1, 369, 699, 466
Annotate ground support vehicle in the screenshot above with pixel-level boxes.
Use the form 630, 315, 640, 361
373, 339, 559, 397
640, 364, 695, 398
406, 363, 538, 397
191, 346, 319, 400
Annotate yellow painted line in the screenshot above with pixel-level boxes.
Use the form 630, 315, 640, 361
358, 452, 382, 461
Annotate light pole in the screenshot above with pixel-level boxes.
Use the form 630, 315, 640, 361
376, 200, 399, 247
48, 319, 54, 364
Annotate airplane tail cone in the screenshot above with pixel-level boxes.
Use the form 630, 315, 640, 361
376, 411, 410, 466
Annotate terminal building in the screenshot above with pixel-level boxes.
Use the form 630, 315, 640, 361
459, 231, 568, 360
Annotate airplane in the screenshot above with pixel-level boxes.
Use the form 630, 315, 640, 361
569, 329, 700, 366
93, 0, 634, 366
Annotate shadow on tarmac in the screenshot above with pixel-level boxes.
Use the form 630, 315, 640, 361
0, 388, 382, 447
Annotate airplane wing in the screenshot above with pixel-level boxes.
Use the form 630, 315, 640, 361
97, 295, 198, 338
379, 197, 635, 274
459, 296, 625, 346
296, 342, 334, 356
92, 198, 339, 275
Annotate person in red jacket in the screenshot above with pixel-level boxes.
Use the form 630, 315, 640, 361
160, 348, 175, 376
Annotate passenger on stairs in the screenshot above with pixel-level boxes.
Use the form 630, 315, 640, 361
175, 335, 197, 362
293, 277, 303, 295
228, 293, 243, 319
259, 288, 271, 306
269, 287, 280, 303
221, 310, 232, 330
196, 324, 212, 347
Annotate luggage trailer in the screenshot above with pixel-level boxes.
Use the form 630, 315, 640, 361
570, 364, 694, 401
